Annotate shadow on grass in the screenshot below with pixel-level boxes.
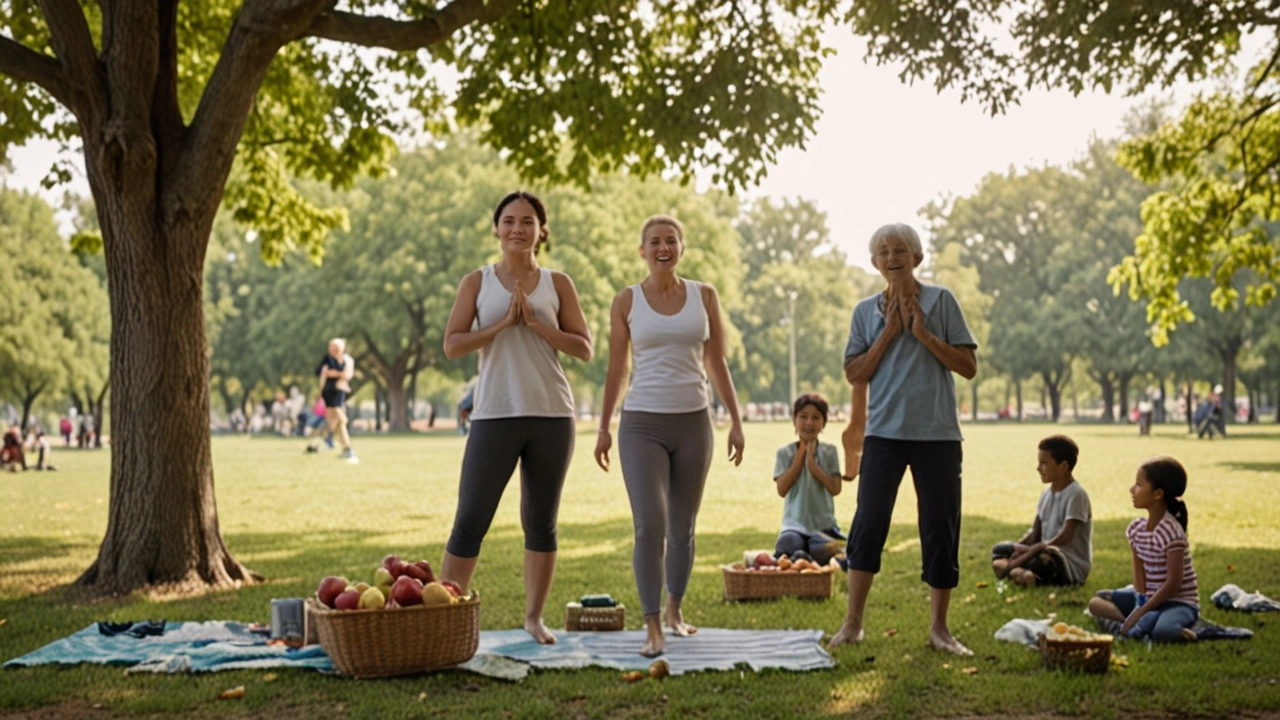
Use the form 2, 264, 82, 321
1218, 460, 1280, 473
2, 516, 1279, 719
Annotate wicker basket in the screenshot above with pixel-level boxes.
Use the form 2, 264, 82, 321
307, 595, 480, 678
721, 565, 834, 601
564, 602, 625, 631
1038, 634, 1112, 674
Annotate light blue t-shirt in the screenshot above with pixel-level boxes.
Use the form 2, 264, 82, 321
843, 284, 976, 442
774, 441, 842, 534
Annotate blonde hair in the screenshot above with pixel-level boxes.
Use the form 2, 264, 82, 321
640, 215, 685, 246
329, 338, 346, 351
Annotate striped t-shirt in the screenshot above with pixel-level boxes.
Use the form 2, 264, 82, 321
1126, 513, 1199, 608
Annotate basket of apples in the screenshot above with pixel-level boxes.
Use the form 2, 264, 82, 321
307, 554, 479, 678
721, 550, 837, 601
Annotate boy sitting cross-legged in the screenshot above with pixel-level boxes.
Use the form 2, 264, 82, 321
991, 435, 1092, 587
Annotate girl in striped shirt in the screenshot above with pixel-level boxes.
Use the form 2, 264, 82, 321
1088, 456, 1199, 642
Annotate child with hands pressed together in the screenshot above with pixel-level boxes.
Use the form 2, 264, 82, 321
773, 393, 850, 565
1088, 455, 1200, 643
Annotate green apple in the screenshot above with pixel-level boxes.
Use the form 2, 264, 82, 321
373, 566, 394, 591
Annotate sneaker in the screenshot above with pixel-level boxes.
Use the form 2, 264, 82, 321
304, 445, 319, 454
338, 448, 358, 464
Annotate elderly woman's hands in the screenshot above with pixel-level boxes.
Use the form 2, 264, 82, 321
900, 293, 930, 341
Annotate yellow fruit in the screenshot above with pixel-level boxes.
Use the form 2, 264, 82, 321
1053, 622, 1069, 635
421, 582, 453, 606
777, 558, 793, 570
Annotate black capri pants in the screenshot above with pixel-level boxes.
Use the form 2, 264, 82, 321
845, 436, 963, 589
445, 416, 575, 557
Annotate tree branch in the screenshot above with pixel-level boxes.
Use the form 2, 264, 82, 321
175, 1, 330, 228
0, 35, 73, 108
37, 0, 107, 118
303, 0, 519, 51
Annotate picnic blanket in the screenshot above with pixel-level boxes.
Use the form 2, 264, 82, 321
4, 622, 835, 682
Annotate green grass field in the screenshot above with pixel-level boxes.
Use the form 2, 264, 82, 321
2, 423, 1279, 719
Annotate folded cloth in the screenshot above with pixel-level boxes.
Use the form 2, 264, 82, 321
1211, 584, 1280, 612
993, 618, 1050, 649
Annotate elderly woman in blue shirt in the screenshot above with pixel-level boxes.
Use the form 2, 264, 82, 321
828, 223, 978, 656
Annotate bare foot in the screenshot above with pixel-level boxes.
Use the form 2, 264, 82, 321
991, 559, 1009, 579
640, 626, 665, 657
524, 617, 557, 645
928, 631, 974, 656
1181, 627, 1198, 641
827, 624, 864, 649
1010, 568, 1037, 587
665, 608, 698, 636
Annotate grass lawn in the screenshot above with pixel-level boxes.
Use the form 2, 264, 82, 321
2, 422, 1279, 718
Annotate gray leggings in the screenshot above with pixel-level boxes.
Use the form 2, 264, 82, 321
445, 417, 575, 558
618, 409, 715, 617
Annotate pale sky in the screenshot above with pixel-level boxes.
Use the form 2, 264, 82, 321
5, 28, 1202, 273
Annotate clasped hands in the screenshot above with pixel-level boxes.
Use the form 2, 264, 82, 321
500, 283, 540, 329
882, 285, 928, 341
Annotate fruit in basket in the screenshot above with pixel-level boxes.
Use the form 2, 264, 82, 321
412, 560, 436, 584
754, 552, 775, 567
359, 586, 386, 610
777, 557, 793, 570
391, 576, 425, 607
351, 581, 371, 594
402, 562, 432, 583
422, 581, 454, 606
1044, 622, 1111, 642
440, 580, 463, 598
334, 588, 361, 610
374, 567, 394, 592
383, 554, 408, 579
317, 576, 350, 608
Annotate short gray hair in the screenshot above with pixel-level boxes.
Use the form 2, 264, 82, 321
868, 223, 923, 259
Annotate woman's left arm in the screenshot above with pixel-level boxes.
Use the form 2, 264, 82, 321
526, 272, 594, 362
903, 295, 977, 379
701, 284, 744, 466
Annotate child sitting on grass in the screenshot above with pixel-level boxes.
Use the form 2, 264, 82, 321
1088, 455, 1200, 642
991, 435, 1092, 587
773, 393, 849, 565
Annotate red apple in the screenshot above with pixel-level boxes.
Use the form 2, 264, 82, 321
440, 580, 463, 598
401, 563, 429, 583
333, 589, 361, 610
390, 576, 424, 607
382, 554, 406, 579
412, 560, 436, 585
317, 576, 349, 608
754, 552, 775, 567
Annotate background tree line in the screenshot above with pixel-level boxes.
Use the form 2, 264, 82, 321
7, 123, 1278, 434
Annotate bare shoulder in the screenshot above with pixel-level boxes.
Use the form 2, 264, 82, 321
698, 281, 719, 303
550, 269, 579, 293
459, 268, 484, 291
613, 286, 634, 314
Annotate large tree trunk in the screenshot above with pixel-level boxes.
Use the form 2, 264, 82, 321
1118, 374, 1132, 424
1095, 374, 1115, 423
1157, 375, 1167, 423
1186, 379, 1195, 433
971, 379, 979, 422
77, 205, 255, 594
1015, 378, 1023, 421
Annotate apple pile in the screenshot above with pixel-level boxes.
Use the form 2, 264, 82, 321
728, 551, 834, 574
315, 554, 468, 611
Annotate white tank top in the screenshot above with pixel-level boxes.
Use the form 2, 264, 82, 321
470, 265, 575, 420
623, 280, 710, 414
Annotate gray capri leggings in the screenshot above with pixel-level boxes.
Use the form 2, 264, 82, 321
445, 417, 575, 558
618, 409, 715, 617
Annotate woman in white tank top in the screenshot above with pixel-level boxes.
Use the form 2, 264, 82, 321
440, 192, 593, 645
594, 215, 745, 657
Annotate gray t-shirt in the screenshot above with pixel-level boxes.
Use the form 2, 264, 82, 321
843, 284, 976, 441
774, 441, 842, 534
1037, 480, 1093, 584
